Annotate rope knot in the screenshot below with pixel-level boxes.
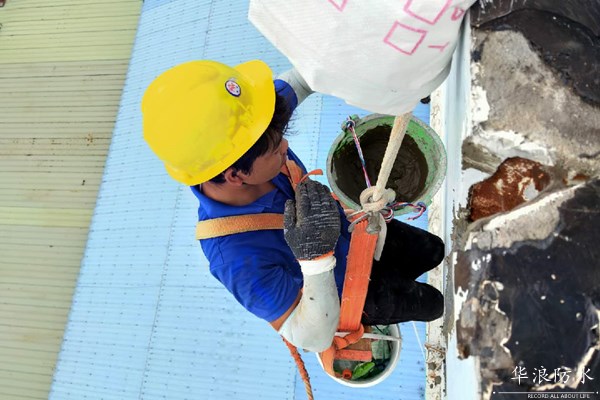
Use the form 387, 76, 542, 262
359, 186, 396, 213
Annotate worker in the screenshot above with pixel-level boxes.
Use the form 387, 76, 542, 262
142, 60, 444, 352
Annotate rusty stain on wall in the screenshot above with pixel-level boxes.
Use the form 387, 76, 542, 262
467, 157, 551, 221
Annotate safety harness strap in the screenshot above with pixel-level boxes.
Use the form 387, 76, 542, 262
318, 218, 377, 377
194, 159, 305, 239
196, 213, 283, 239
195, 157, 376, 384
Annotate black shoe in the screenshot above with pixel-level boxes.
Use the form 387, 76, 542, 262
362, 278, 443, 325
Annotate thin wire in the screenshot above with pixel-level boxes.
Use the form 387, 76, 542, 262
345, 117, 372, 188
389, 201, 427, 221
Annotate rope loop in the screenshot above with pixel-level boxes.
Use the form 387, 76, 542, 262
347, 190, 427, 232
343, 116, 357, 131
359, 186, 395, 213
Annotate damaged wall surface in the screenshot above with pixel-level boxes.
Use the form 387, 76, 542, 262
458, 181, 600, 398
447, 1, 600, 399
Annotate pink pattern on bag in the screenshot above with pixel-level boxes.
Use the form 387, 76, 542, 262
403, 0, 451, 25
428, 42, 450, 52
383, 22, 427, 55
327, 0, 348, 12
451, 7, 466, 20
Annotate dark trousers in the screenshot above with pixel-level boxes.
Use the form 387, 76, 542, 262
361, 219, 445, 325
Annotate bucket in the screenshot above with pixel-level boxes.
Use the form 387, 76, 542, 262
327, 114, 446, 216
316, 324, 402, 388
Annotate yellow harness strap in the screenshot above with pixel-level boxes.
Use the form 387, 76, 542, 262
196, 213, 284, 240
195, 159, 305, 240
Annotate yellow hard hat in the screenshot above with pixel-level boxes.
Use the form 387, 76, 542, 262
142, 60, 275, 185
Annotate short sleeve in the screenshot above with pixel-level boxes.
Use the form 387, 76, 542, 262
274, 79, 298, 113
210, 256, 301, 322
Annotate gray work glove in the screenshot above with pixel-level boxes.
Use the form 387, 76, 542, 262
284, 180, 341, 260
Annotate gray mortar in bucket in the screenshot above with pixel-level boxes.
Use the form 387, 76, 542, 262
327, 114, 447, 216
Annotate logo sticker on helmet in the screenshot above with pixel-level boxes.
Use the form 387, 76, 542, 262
225, 79, 241, 97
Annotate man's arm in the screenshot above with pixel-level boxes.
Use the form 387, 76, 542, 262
270, 291, 301, 331
271, 180, 341, 352
276, 68, 314, 106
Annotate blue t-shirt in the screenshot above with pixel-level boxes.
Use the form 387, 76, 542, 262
191, 80, 351, 322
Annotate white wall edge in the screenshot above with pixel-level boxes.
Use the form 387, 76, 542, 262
427, 13, 481, 400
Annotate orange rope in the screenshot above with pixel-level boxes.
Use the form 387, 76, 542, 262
283, 337, 314, 400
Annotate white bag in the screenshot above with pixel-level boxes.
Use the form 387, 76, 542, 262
249, 0, 475, 115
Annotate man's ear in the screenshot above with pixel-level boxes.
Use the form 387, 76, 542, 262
223, 168, 245, 186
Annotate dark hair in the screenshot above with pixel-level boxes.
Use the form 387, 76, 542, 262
208, 93, 292, 184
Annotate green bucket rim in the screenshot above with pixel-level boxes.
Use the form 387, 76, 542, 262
326, 114, 447, 216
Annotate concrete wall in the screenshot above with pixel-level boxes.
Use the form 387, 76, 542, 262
435, 2, 600, 399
